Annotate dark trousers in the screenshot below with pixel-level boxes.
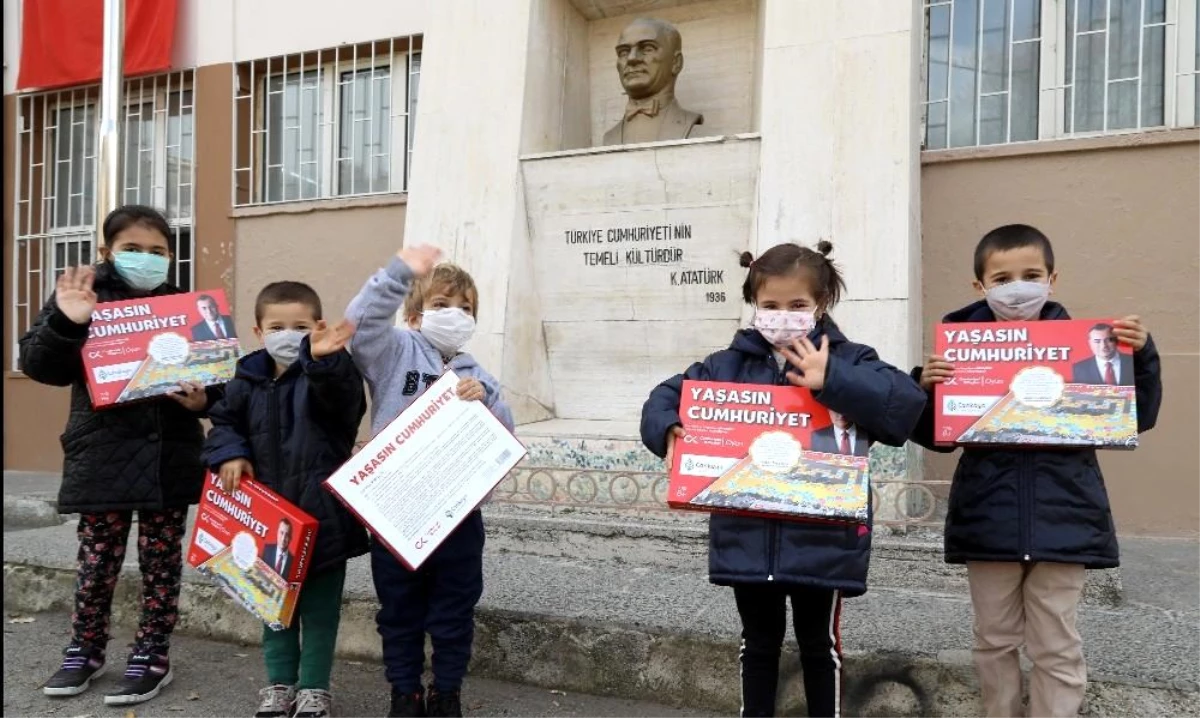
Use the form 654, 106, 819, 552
72, 509, 187, 655
733, 583, 843, 718
371, 511, 485, 693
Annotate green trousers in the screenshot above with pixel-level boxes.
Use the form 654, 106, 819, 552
262, 564, 346, 690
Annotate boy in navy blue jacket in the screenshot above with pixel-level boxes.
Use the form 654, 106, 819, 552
203, 281, 368, 718
910, 225, 1162, 718
642, 241, 926, 718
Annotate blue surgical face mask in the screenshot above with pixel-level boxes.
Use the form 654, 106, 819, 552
112, 251, 170, 291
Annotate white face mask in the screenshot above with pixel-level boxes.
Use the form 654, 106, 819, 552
263, 329, 307, 369
985, 280, 1050, 321
420, 308, 476, 357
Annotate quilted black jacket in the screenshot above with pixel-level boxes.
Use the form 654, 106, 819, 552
641, 320, 928, 597
17, 262, 221, 514
910, 300, 1163, 568
201, 342, 369, 574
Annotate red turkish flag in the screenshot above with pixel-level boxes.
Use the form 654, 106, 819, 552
17, 0, 178, 91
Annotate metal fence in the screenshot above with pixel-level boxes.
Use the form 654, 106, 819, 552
232, 36, 422, 207
11, 70, 197, 369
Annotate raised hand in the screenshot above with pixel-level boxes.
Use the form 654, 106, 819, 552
919, 354, 956, 392
55, 266, 98, 325
1113, 315, 1148, 351
218, 458, 254, 493
397, 244, 443, 278
780, 335, 831, 391
309, 319, 355, 359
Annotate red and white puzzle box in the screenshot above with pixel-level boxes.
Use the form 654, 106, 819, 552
668, 381, 870, 524
933, 319, 1139, 448
187, 474, 318, 630
82, 289, 241, 408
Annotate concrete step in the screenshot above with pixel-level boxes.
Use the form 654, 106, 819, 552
0, 489, 1124, 607
4, 517, 1197, 717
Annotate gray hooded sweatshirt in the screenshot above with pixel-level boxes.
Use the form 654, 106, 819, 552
346, 257, 515, 437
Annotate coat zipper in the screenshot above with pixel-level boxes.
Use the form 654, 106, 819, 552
766, 354, 788, 581
268, 380, 283, 492
1020, 452, 1033, 562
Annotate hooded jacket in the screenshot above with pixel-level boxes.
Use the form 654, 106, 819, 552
641, 319, 927, 596
18, 262, 221, 513
910, 300, 1163, 568
202, 341, 369, 574
345, 257, 515, 436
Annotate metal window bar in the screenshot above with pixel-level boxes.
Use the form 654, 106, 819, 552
232, 35, 422, 207
1064, 0, 1173, 135
11, 70, 197, 370
922, 1, 1042, 148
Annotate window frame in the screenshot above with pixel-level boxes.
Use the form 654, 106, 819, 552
253, 48, 418, 205
922, 0, 1200, 151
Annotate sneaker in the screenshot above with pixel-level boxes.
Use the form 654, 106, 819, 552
426, 689, 462, 718
293, 688, 333, 718
43, 644, 107, 697
103, 651, 173, 705
255, 684, 296, 718
389, 687, 426, 717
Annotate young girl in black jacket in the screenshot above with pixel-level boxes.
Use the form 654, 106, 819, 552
641, 242, 926, 717
19, 205, 221, 706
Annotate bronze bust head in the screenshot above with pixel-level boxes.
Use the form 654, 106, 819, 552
603, 17, 703, 146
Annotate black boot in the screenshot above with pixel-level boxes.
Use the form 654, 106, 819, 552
389, 687, 426, 718
426, 688, 463, 717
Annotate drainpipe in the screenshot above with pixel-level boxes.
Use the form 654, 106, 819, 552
95, 0, 125, 248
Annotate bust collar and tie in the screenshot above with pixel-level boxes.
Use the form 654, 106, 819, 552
624, 88, 675, 121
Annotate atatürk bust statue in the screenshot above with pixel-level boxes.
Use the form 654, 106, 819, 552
603, 17, 703, 146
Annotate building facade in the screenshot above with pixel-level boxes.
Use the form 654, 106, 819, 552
3, 0, 1197, 536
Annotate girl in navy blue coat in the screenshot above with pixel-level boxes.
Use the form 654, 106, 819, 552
641, 241, 926, 718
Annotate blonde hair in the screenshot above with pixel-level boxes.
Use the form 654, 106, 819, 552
404, 263, 479, 320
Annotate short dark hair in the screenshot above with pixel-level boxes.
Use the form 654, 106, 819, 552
973, 224, 1055, 281
197, 294, 218, 307
738, 240, 845, 310
102, 204, 172, 247
1089, 323, 1114, 334
254, 281, 323, 325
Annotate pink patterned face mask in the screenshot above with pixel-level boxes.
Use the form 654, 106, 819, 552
753, 309, 816, 346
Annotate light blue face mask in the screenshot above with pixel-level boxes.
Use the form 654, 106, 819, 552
112, 251, 170, 291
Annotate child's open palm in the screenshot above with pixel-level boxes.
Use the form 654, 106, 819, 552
397, 244, 442, 278
780, 335, 830, 391
309, 319, 355, 359
55, 266, 97, 325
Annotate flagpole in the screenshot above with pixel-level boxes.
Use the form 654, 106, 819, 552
95, 0, 125, 248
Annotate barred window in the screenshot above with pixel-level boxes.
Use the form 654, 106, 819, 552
12, 71, 197, 367
923, 0, 1200, 149
233, 36, 421, 207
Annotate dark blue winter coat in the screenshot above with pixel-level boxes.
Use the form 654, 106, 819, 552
202, 339, 369, 575
641, 319, 928, 597
909, 300, 1163, 568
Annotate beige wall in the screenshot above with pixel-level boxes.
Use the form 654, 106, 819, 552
920, 131, 1200, 537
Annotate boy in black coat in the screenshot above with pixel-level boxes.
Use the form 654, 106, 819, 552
910, 225, 1162, 718
203, 281, 368, 718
